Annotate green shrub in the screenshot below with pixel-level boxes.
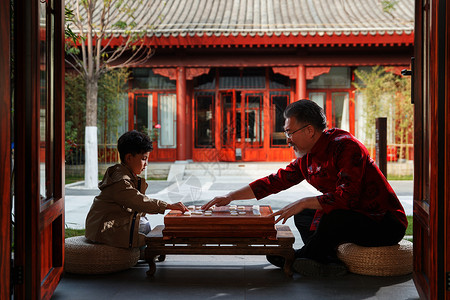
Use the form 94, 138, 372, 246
65, 228, 85, 238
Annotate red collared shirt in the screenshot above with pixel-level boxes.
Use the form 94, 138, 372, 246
249, 128, 408, 230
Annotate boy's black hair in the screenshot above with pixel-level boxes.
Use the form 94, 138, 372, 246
117, 130, 153, 162
284, 99, 327, 131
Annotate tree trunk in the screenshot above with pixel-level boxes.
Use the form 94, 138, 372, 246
84, 78, 99, 188
86, 78, 98, 126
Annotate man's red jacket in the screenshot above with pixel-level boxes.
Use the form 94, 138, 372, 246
249, 128, 408, 230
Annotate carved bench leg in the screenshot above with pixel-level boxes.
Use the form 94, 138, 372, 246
283, 257, 294, 277
283, 249, 295, 277
146, 254, 158, 277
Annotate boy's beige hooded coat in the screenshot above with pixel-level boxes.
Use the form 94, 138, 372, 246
85, 163, 167, 248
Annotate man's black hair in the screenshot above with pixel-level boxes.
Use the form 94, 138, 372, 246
284, 99, 327, 130
117, 130, 153, 162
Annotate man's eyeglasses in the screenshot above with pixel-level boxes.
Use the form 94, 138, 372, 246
284, 124, 310, 139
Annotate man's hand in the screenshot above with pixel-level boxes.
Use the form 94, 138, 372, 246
270, 200, 305, 224
270, 196, 321, 224
202, 185, 255, 210
201, 195, 233, 210
167, 202, 188, 213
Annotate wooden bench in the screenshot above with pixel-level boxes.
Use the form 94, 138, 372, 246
145, 224, 295, 276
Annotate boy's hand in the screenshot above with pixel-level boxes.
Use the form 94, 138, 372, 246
167, 202, 188, 213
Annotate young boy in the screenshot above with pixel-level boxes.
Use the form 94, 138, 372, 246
85, 130, 187, 248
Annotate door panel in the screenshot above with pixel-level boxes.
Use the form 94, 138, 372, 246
194, 94, 215, 148
13, 0, 65, 298
131, 92, 177, 161
242, 93, 265, 161
270, 94, 289, 147
158, 94, 177, 149
413, 0, 449, 299
0, 0, 12, 297
134, 94, 150, 133
219, 91, 236, 161
309, 92, 326, 112
412, 0, 432, 298
331, 92, 350, 131
243, 94, 263, 148
308, 91, 350, 131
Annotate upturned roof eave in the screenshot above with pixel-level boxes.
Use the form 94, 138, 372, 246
98, 30, 414, 48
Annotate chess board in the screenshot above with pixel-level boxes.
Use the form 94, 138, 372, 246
162, 205, 277, 238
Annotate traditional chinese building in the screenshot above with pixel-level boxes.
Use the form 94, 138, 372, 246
76, 0, 415, 162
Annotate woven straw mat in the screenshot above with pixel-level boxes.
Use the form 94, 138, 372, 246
337, 239, 413, 276
65, 236, 140, 274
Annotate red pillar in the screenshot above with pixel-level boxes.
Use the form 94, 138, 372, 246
296, 65, 307, 100
176, 67, 187, 161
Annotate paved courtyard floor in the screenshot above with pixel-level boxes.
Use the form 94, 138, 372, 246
57, 169, 418, 300
54, 254, 418, 300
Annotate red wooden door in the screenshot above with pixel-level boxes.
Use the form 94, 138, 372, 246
219, 91, 266, 161
412, 0, 450, 299
13, 0, 65, 299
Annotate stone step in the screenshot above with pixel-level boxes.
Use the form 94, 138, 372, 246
138, 162, 290, 181
184, 162, 291, 170
181, 162, 291, 179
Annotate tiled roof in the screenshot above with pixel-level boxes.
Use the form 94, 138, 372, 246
68, 0, 414, 39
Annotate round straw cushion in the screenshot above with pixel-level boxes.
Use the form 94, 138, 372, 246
65, 236, 140, 274
337, 239, 413, 276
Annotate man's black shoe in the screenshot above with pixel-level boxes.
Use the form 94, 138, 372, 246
266, 255, 285, 268
266, 249, 303, 269
292, 258, 348, 277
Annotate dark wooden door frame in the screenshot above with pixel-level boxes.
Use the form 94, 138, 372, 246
0, 0, 12, 297
13, 1, 42, 297
13, 0, 65, 299
412, 0, 449, 299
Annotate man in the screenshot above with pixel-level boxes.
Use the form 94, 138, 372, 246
202, 99, 407, 277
